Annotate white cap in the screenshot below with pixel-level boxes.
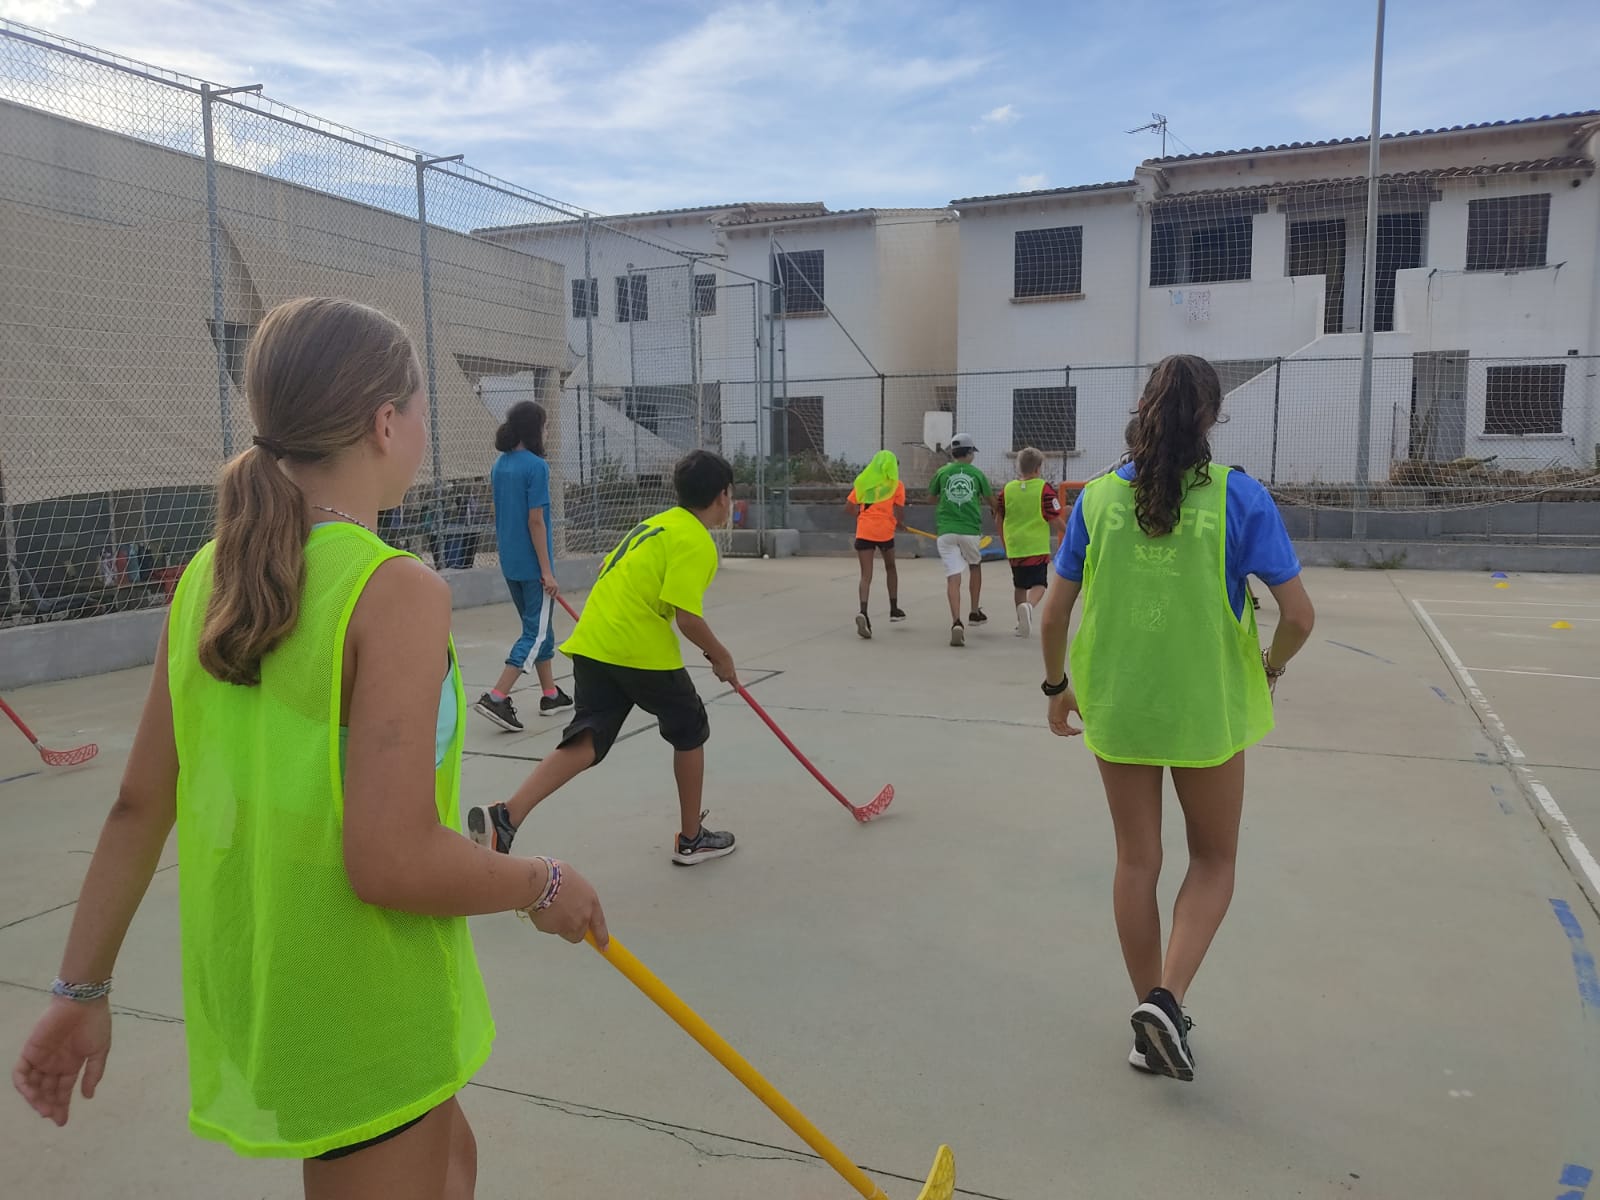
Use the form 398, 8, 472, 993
949, 432, 976, 452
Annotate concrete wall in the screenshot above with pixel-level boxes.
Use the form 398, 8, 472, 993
0, 553, 605, 690
0, 100, 567, 508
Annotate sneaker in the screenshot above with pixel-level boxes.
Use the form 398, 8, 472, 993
1128, 1030, 1157, 1073
950, 621, 965, 647
1131, 988, 1195, 1081
672, 812, 737, 865
1015, 602, 1033, 638
968, 609, 988, 625
473, 692, 524, 732
855, 612, 872, 640
466, 802, 518, 854
539, 687, 574, 716
889, 606, 907, 622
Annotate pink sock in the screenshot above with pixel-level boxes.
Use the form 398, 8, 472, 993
543, 687, 558, 698
490, 689, 508, 701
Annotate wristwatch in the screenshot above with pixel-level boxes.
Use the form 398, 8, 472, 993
1041, 676, 1069, 697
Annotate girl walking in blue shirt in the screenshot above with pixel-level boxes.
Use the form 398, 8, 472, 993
474, 402, 573, 732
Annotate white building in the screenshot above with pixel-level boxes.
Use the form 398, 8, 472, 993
477, 203, 823, 480
951, 110, 1600, 485
720, 207, 958, 470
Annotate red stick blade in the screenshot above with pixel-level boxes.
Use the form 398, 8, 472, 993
853, 784, 894, 823
39, 742, 98, 768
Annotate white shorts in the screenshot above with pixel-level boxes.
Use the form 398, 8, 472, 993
936, 533, 983, 576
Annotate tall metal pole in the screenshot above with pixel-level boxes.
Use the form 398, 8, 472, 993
751, 283, 765, 538
199, 82, 261, 459
627, 264, 639, 474
688, 259, 703, 450
1353, 0, 1386, 538
583, 216, 599, 548
415, 152, 463, 561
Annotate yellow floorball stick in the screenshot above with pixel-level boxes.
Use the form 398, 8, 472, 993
904, 525, 993, 551
587, 933, 955, 1200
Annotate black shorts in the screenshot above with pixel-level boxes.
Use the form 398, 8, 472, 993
313, 1109, 431, 1161
854, 536, 895, 552
561, 655, 710, 765
1010, 561, 1048, 590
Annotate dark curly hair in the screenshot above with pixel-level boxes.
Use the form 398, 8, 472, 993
1128, 354, 1223, 538
494, 400, 547, 456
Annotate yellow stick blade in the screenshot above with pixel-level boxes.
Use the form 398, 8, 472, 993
914, 1145, 956, 1200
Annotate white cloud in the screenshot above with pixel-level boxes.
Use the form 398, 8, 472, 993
981, 104, 1019, 125
1015, 172, 1048, 191
0, 0, 95, 24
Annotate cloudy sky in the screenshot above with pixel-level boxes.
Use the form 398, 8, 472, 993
3, 0, 1594, 215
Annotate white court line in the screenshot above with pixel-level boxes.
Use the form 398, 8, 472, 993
1413, 598, 1600, 609
1413, 601, 1600, 903
1428, 613, 1600, 623
1466, 667, 1600, 682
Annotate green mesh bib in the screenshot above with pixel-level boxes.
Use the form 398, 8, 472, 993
167, 523, 493, 1158
1069, 466, 1273, 767
1002, 478, 1052, 558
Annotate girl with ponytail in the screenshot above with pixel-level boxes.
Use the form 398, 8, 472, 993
14, 297, 607, 1198
1037, 353, 1316, 1082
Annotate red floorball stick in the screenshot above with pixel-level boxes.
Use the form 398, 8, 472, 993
555, 593, 892, 823
731, 683, 893, 823
0, 696, 98, 767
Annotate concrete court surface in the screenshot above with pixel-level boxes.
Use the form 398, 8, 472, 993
2, 559, 1598, 1199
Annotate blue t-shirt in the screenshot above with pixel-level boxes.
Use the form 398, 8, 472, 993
1055, 463, 1300, 619
491, 448, 553, 581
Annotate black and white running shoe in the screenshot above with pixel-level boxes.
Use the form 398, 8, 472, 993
1131, 987, 1195, 1081
539, 687, 574, 716
672, 811, 737, 865
1128, 1030, 1157, 1073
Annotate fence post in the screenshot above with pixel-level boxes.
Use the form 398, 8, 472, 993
879, 374, 886, 450
752, 282, 766, 541
1269, 357, 1283, 484
777, 281, 789, 528
198, 83, 263, 457
414, 153, 461, 561
1, 455, 19, 612
583, 217, 598, 547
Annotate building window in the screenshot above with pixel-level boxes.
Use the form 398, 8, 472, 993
1012, 386, 1076, 453
1014, 226, 1083, 298
205, 319, 255, 389
571, 277, 598, 319
773, 250, 825, 314
1466, 194, 1550, 272
694, 273, 717, 316
773, 394, 824, 457
615, 274, 648, 323
1483, 364, 1564, 435
1151, 215, 1253, 286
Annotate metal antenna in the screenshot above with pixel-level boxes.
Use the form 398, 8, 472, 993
1127, 113, 1169, 158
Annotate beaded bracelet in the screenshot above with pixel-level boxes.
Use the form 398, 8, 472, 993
532, 857, 563, 911
51, 977, 112, 1002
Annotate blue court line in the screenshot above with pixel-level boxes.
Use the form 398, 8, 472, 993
1430, 685, 1454, 703
1325, 639, 1398, 665
1549, 900, 1600, 1010
1557, 1163, 1592, 1200
0, 771, 41, 786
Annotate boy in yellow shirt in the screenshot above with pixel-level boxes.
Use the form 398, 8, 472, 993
468, 450, 740, 865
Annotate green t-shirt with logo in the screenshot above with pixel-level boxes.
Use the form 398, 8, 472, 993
930, 461, 994, 536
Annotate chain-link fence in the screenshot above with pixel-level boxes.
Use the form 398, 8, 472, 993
3, 21, 1597, 629
0, 21, 777, 627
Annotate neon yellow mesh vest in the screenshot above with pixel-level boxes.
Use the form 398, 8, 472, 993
1069, 466, 1273, 767
1002, 478, 1051, 558
167, 523, 494, 1158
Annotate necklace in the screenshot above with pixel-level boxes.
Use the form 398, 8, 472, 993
312, 505, 374, 533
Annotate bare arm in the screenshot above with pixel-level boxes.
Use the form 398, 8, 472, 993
56, 625, 180, 985
14, 623, 180, 1125
1039, 574, 1084, 737
341, 558, 559, 916
1264, 574, 1315, 670
676, 609, 738, 685
1039, 572, 1080, 686
527, 509, 558, 595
